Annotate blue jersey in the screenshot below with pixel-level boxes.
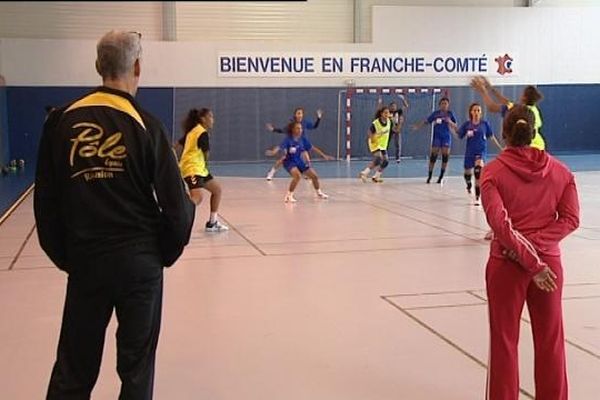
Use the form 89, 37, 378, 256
427, 110, 456, 138
458, 120, 493, 155
274, 118, 320, 148
280, 136, 311, 165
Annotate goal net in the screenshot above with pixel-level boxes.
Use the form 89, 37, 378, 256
338, 87, 448, 160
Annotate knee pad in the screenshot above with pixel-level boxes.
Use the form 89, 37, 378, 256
474, 165, 482, 180
442, 154, 449, 164
381, 159, 389, 169
429, 153, 438, 164
372, 156, 382, 167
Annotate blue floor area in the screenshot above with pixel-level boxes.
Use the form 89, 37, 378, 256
1, 153, 599, 219
211, 153, 600, 179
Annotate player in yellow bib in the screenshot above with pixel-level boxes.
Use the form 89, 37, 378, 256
471, 76, 546, 150
178, 108, 229, 232
359, 106, 392, 183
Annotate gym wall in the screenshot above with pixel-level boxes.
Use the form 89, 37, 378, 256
0, 5, 599, 164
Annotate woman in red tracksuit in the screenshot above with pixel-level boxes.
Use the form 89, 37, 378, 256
481, 104, 580, 400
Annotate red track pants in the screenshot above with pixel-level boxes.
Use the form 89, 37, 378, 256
485, 255, 568, 400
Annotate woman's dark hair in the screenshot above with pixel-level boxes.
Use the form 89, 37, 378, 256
522, 85, 543, 106
178, 108, 211, 145
182, 108, 211, 134
503, 104, 535, 147
375, 106, 390, 120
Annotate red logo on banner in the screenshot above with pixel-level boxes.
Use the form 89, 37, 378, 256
494, 54, 514, 75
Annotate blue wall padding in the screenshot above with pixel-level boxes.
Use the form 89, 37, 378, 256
4, 84, 600, 164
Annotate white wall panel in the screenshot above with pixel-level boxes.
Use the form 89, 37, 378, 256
358, 0, 525, 42
176, 0, 353, 42
1, 6, 598, 87
0, 2, 163, 40
535, 0, 600, 5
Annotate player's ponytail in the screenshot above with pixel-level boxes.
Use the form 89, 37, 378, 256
503, 105, 534, 147
180, 107, 212, 143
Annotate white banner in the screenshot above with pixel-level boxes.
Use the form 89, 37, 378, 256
218, 52, 517, 78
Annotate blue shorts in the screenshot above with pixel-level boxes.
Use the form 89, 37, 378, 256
284, 160, 310, 174
432, 134, 451, 148
464, 153, 486, 169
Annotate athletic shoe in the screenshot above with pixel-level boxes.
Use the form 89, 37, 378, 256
437, 178, 443, 185
284, 193, 297, 203
359, 172, 368, 183
266, 169, 275, 181
426, 177, 431, 184
474, 197, 481, 206
205, 220, 229, 232
396, 159, 401, 164
317, 191, 329, 199
372, 176, 384, 183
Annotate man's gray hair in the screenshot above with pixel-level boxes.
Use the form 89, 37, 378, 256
96, 31, 142, 80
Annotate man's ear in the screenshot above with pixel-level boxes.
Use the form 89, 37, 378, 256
134, 58, 141, 78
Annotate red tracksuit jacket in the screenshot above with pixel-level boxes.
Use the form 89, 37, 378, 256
481, 147, 580, 272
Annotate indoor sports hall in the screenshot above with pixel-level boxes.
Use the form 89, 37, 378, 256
1, 2, 599, 399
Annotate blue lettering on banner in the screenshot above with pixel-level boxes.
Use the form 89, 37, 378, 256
322, 57, 344, 73
219, 56, 317, 74
219, 53, 499, 76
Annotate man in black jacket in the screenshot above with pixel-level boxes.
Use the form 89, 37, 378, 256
35, 30, 195, 400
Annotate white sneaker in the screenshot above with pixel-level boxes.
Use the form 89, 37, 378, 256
205, 220, 229, 232
359, 172, 368, 183
284, 193, 297, 203
266, 169, 275, 181
317, 191, 329, 199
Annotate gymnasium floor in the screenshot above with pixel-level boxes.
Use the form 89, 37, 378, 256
1, 159, 599, 399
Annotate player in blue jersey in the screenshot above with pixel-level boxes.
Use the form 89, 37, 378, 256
412, 97, 458, 184
455, 103, 503, 205
265, 107, 332, 180
266, 122, 329, 203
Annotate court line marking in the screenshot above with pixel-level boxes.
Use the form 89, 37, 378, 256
3, 241, 483, 272
403, 302, 487, 311
0, 184, 34, 226
381, 295, 535, 399
333, 192, 485, 242
8, 224, 36, 271
343, 183, 489, 233
252, 233, 456, 246
202, 214, 266, 256
260, 241, 483, 257
469, 291, 600, 361
383, 282, 600, 299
